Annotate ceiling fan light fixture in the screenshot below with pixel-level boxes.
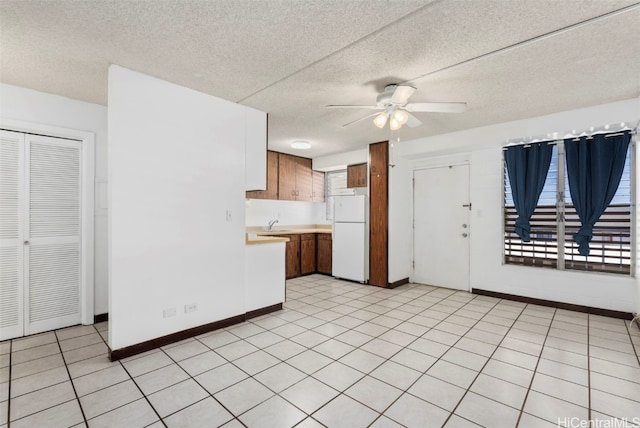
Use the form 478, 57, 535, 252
373, 112, 388, 128
389, 117, 401, 131
291, 140, 311, 149
393, 109, 408, 125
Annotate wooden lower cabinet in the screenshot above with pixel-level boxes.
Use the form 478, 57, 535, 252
270, 232, 332, 279
300, 234, 316, 274
285, 234, 301, 279
272, 235, 300, 279
316, 234, 332, 275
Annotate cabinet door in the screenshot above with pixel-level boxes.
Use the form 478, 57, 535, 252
358, 165, 368, 187
300, 234, 316, 274
316, 234, 332, 275
295, 157, 313, 202
265, 233, 299, 279
286, 240, 300, 278
347, 163, 367, 188
312, 171, 325, 202
265, 150, 279, 200
278, 153, 297, 201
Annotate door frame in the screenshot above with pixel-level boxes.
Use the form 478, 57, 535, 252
1, 118, 95, 326
411, 155, 471, 290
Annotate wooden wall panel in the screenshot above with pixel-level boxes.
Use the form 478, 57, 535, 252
369, 141, 388, 287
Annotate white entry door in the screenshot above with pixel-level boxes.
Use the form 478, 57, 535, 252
413, 164, 470, 291
0, 130, 82, 340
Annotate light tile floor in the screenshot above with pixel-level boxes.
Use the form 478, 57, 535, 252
2, 274, 640, 428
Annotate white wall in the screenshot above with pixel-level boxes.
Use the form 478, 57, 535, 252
245, 199, 329, 227
0, 83, 109, 315
108, 66, 260, 350
313, 148, 368, 171
390, 98, 640, 313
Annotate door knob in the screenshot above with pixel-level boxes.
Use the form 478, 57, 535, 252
462, 224, 468, 228
462, 233, 468, 238
24, 240, 30, 245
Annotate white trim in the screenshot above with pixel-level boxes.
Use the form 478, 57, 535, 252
412, 153, 470, 171
0, 118, 95, 325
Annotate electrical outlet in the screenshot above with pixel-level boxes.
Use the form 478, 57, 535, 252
163, 307, 176, 318
184, 303, 198, 314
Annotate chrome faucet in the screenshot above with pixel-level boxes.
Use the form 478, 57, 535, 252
267, 219, 279, 231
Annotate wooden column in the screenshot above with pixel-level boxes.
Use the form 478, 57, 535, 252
369, 141, 388, 287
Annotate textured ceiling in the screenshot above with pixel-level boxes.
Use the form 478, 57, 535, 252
1, 0, 639, 157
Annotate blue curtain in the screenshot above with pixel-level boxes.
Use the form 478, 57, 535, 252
505, 142, 553, 242
565, 131, 631, 256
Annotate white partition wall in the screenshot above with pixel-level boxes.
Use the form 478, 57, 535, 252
108, 66, 262, 351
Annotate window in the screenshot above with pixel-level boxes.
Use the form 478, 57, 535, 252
325, 170, 354, 221
504, 138, 633, 275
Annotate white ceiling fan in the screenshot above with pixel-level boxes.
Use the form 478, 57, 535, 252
326, 84, 468, 130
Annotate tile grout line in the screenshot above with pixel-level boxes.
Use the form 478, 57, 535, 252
290, 284, 640, 422
7, 339, 12, 428
587, 315, 592, 422
624, 316, 640, 367
438, 297, 529, 427
305, 290, 500, 426
117, 360, 168, 427
365, 292, 500, 427
514, 307, 559, 427
16, 278, 635, 427
53, 328, 90, 428
93, 322, 168, 427
241, 281, 459, 425
157, 346, 248, 427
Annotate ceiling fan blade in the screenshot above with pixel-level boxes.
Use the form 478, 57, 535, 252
405, 102, 468, 113
406, 112, 422, 128
390, 85, 416, 104
341, 112, 379, 128
326, 105, 383, 109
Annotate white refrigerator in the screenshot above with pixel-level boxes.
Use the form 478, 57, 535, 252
332, 195, 369, 282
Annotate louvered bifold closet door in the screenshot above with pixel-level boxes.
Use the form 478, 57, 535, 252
26, 134, 82, 335
0, 130, 25, 340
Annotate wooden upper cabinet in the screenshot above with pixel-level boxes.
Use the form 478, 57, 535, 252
246, 150, 279, 199
347, 163, 367, 188
369, 141, 388, 176
296, 157, 313, 202
247, 150, 317, 202
278, 153, 313, 201
312, 171, 325, 202
278, 153, 297, 201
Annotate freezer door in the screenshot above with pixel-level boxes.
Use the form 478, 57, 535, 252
332, 222, 367, 282
334, 195, 366, 222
